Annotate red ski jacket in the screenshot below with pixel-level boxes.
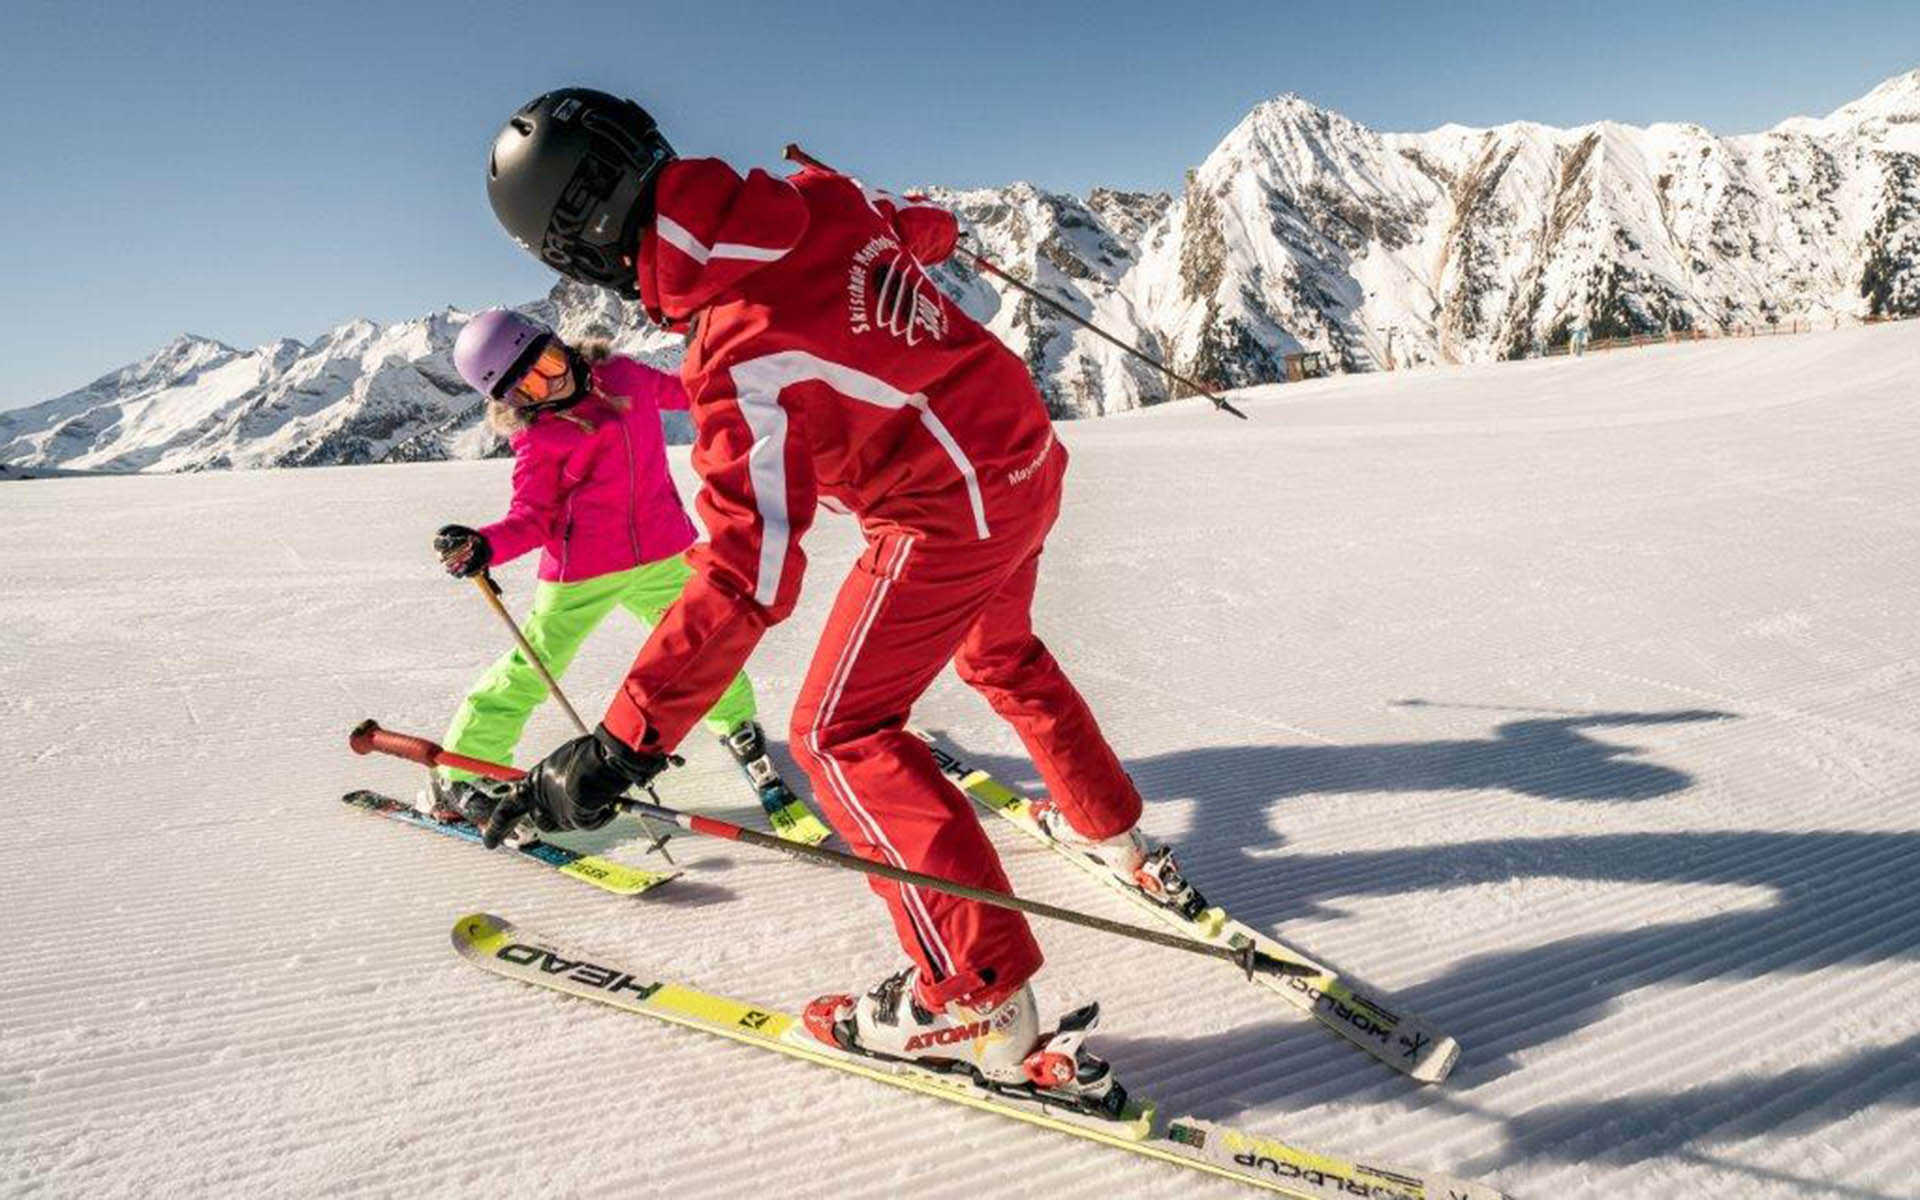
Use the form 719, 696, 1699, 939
603, 153, 1063, 750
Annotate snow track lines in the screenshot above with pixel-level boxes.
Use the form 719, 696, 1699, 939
6, 325, 1920, 1198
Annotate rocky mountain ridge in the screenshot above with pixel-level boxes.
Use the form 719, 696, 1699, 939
7, 69, 1915, 469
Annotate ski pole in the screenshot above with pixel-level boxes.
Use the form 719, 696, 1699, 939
467, 572, 674, 863
954, 239, 1249, 421
474, 572, 593, 734
774, 142, 1244, 420
349, 719, 1311, 980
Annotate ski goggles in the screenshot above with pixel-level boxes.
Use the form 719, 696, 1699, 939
500, 339, 573, 405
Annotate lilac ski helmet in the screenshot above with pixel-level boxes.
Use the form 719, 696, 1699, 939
453, 308, 551, 398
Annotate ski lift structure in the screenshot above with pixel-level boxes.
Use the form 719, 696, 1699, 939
1283, 350, 1332, 382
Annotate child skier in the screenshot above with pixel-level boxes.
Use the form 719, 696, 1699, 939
472, 88, 1200, 1110
428, 307, 824, 844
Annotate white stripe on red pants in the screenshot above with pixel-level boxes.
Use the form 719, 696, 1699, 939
789, 476, 1141, 1008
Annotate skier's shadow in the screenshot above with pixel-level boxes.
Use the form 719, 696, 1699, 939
1461, 1027, 1920, 1190
1094, 829, 1920, 1192
949, 710, 1920, 1184
1100, 998, 1919, 1197
951, 705, 1738, 908
1134, 703, 1738, 816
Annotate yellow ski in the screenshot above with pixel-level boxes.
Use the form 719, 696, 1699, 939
452, 913, 1505, 1198
342, 790, 677, 896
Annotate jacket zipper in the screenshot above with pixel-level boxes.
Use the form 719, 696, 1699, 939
620, 417, 642, 564
559, 492, 576, 580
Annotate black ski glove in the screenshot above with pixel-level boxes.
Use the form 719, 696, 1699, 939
480, 725, 673, 849
434, 524, 492, 578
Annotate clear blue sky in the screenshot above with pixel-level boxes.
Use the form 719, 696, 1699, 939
3, 0, 1915, 409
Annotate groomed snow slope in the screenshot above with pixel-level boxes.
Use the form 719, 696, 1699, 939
5, 324, 1918, 1199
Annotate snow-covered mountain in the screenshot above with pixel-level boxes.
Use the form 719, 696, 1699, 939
922, 184, 1177, 418
953, 68, 1920, 411
0, 284, 680, 473
8, 70, 1918, 470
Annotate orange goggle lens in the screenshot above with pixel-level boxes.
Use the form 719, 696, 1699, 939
505, 342, 572, 404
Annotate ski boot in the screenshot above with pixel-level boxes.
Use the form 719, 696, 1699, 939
802, 968, 1128, 1121
721, 721, 832, 845
1033, 802, 1211, 922
417, 775, 538, 849
416, 773, 470, 823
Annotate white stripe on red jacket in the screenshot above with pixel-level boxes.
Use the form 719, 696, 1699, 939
605, 154, 1060, 751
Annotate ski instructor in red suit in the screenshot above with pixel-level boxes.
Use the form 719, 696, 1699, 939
477, 88, 1201, 1103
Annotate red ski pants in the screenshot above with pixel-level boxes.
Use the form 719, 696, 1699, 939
788, 476, 1142, 1009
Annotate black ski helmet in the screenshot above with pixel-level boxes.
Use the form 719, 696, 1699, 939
486, 88, 674, 298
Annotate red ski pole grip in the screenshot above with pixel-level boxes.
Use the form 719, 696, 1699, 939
348, 719, 525, 781
349, 719, 439, 765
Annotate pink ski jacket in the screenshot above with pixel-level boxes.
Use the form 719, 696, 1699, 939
477, 356, 697, 583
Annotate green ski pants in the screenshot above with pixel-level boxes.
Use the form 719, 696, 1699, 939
441, 555, 756, 781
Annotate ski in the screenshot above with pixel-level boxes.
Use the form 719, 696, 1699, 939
913, 732, 1461, 1084
452, 912, 1506, 1199
340, 790, 678, 896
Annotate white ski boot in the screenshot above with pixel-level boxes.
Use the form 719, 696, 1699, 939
415, 774, 470, 822
416, 775, 537, 849
803, 968, 1127, 1119
1032, 802, 1211, 921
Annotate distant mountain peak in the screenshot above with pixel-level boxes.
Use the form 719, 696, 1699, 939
144, 332, 237, 367
1834, 67, 1920, 123
1771, 66, 1920, 135
1234, 92, 1375, 143
162, 331, 233, 351
106, 335, 240, 394
1250, 91, 1339, 119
